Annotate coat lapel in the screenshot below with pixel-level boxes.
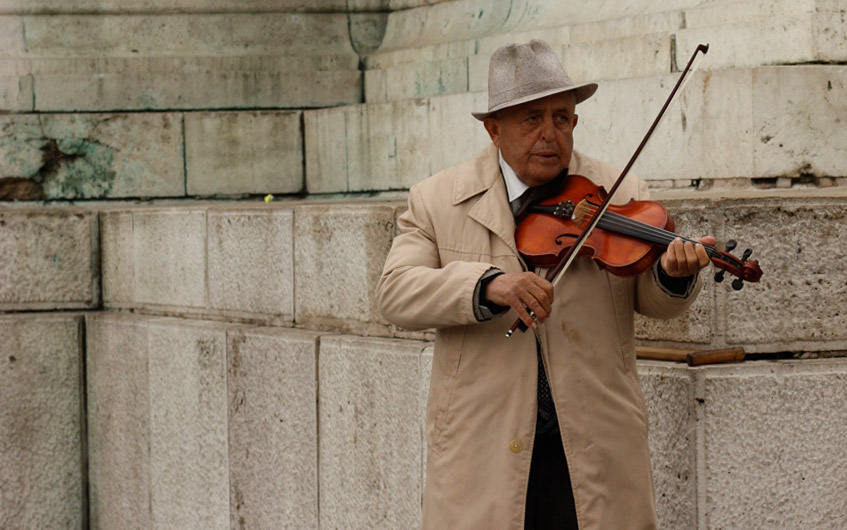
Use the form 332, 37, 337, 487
453, 145, 521, 258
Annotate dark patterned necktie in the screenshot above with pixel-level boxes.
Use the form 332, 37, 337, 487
508, 169, 567, 437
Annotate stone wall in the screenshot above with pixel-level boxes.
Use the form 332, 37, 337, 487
2, 0, 846, 528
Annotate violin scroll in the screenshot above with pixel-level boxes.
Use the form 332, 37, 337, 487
710, 239, 762, 290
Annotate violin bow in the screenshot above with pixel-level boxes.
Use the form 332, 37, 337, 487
506, 43, 710, 338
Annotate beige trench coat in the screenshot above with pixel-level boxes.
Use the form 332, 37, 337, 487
376, 144, 701, 530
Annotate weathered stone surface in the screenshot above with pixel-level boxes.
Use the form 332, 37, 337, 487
753, 66, 847, 179
0, 73, 32, 111
564, 32, 671, 82
0, 1, 349, 13
720, 198, 847, 350
185, 111, 304, 196
20, 13, 355, 57
577, 68, 755, 183
3, 13, 361, 111
0, 113, 183, 199
133, 209, 207, 309
0, 208, 98, 310
638, 362, 696, 530
701, 360, 847, 529
304, 92, 489, 193
319, 335, 427, 530
0, 314, 83, 530
100, 210, 134, 304
679, 8, 847, 68
32, 63, 361, 111
427, 91, 490, 173
147, 318, 230, 529
347, 99, 431, 191
207, 207, 294, 320
364, 57, 468, 103
227, 327, 320, 530
294, 203, 395, 331
304, 106, 350, 193
86, 313, 152, 529
635, 203, 717, 345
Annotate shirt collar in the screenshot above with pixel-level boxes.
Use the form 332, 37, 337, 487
498, 149, 529, 204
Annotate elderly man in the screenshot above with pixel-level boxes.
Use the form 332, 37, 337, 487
376, 40, 714, 530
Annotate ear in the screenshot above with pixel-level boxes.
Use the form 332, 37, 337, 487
573, 114, 579, 129
483, 117, 502, 148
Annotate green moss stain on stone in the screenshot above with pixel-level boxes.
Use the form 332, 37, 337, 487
39, 137, 117, 199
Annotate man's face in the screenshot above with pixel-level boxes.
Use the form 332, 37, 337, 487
483, 92, 578, 188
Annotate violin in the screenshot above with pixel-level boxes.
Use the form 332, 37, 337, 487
515, 174, 763, 288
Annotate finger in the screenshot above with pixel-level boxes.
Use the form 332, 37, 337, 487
667, 238, 685, 276
695, 243, 710, 269
520, 281, 553, 320
509, 296, 537, 330
681, 241, 701, 276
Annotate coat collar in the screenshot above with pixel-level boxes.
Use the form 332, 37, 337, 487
452, 144, 520, 257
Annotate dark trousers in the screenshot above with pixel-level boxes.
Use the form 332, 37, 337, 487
524, 428, 579, 530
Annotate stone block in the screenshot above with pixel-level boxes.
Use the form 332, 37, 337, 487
207, 207, 294, 320
227, 327, 320, 530
11, 13, 362, 111
318, 335, 427, 530
100, 210, 134, 305
304, 105, 350, 193
364, 57, 468, 103
20, 13, 355, 58
305, 92, 490, 194
0, 74, 33, 111
147, 318, 230, 529
32, 63, 362, 112
635, 202, 717, 344
720, 198, 847, 350
0, 208, 98, 310
677, 12, 847, 71
0, 1, 349, 12
569, 11, 684, 42
564, 32, 671, 82
701, 360, 847, 529
0, 314, 83, 529
348, 99, 431, 191
638, 362, 697, 530
576, 68, 755, 182
294, 203, 395, 332
0, 113, 184, 200
185, 111, 304, 196
132, 209, 207, 310
427, 91, 491, 174
753, 65, 847, 179
86, 313, 152, 529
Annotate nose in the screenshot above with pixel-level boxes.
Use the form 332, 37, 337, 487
539, 115, 555, 142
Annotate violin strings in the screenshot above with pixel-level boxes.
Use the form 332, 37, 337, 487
575, 204, 742, 267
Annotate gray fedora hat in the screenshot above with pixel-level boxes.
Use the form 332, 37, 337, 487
472, 39, 597, 121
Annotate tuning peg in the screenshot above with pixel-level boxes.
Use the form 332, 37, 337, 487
742, 248, 753, 261
732, 278, 744, 290
725, 239, 737, 252
714, 270, 726, 283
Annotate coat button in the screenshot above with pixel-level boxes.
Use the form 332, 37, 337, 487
509, 439, 523, 453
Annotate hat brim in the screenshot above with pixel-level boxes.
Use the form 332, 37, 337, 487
471, 82, 598, 121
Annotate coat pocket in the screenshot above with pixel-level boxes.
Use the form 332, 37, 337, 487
427, 326, 467, 455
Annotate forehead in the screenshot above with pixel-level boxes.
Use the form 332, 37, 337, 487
506, 91, 576, 117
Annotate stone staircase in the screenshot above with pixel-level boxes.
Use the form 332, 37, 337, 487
2, 0, 847, 528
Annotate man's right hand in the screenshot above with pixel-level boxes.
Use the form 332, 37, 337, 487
485, 272, 554, 330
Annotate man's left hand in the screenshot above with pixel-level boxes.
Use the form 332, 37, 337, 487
660, 236, 716, 278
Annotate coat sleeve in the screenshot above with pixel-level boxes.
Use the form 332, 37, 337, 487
631, 177, 704, 319
376, 185, 494, 331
